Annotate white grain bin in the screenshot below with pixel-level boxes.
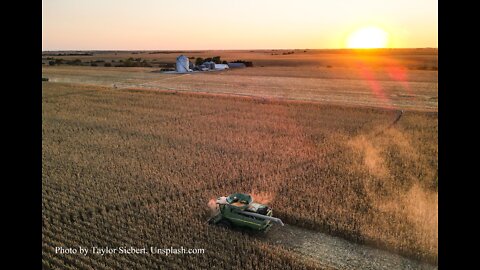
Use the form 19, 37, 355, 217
175, 55, 192, 73
214, 64, 229, 70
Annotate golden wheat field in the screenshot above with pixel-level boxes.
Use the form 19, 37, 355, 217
42, 49, 438, 269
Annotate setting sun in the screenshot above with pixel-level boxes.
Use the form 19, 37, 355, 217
347, 27, 389, 48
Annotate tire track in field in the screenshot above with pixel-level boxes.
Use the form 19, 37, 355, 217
373, 109, 404, 136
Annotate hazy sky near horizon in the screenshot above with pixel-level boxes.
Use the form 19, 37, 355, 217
42, 0, 438, 50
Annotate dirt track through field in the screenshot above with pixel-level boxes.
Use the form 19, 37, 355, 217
264, 224, 437, 270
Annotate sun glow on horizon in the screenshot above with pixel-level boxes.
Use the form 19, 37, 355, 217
347, 27, 389, 48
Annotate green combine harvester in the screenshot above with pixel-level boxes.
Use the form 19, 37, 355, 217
208, 193, 284, 232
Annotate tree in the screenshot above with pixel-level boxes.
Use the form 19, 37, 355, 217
141, 60, 151, 67
195, 57, 204, 66
212, 56, 221, 64
67, 59, 82, 65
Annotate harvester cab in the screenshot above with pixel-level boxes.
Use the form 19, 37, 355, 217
208, 193, 284, 232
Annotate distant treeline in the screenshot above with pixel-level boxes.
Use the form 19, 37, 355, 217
230, 60, 253, 67
148, 51, 206, 54
194, 56, 223, 65
193, 56, 253, 67
117, 58, 152, 67
44, 56, 254, 68
42, 53, 93, 56
45, 57, 155, 67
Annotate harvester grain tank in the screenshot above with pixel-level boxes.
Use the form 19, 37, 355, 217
208, 193, 284, 232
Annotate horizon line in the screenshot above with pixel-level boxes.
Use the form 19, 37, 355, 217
42, 47, 438, 52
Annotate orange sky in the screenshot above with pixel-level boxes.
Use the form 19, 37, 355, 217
42, 0, 438, 50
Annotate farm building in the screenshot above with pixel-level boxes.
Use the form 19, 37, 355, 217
227, 62, 246, 68
175, 55, 192, 73
214, 64, 229, 70
173, 55, 251, 72
203, 61, 216, 70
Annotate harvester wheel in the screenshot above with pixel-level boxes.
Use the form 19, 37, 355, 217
218, 220, 232, 229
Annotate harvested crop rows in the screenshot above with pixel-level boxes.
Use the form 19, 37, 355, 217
42, 65, 438, 112
42, 81, 437, 269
